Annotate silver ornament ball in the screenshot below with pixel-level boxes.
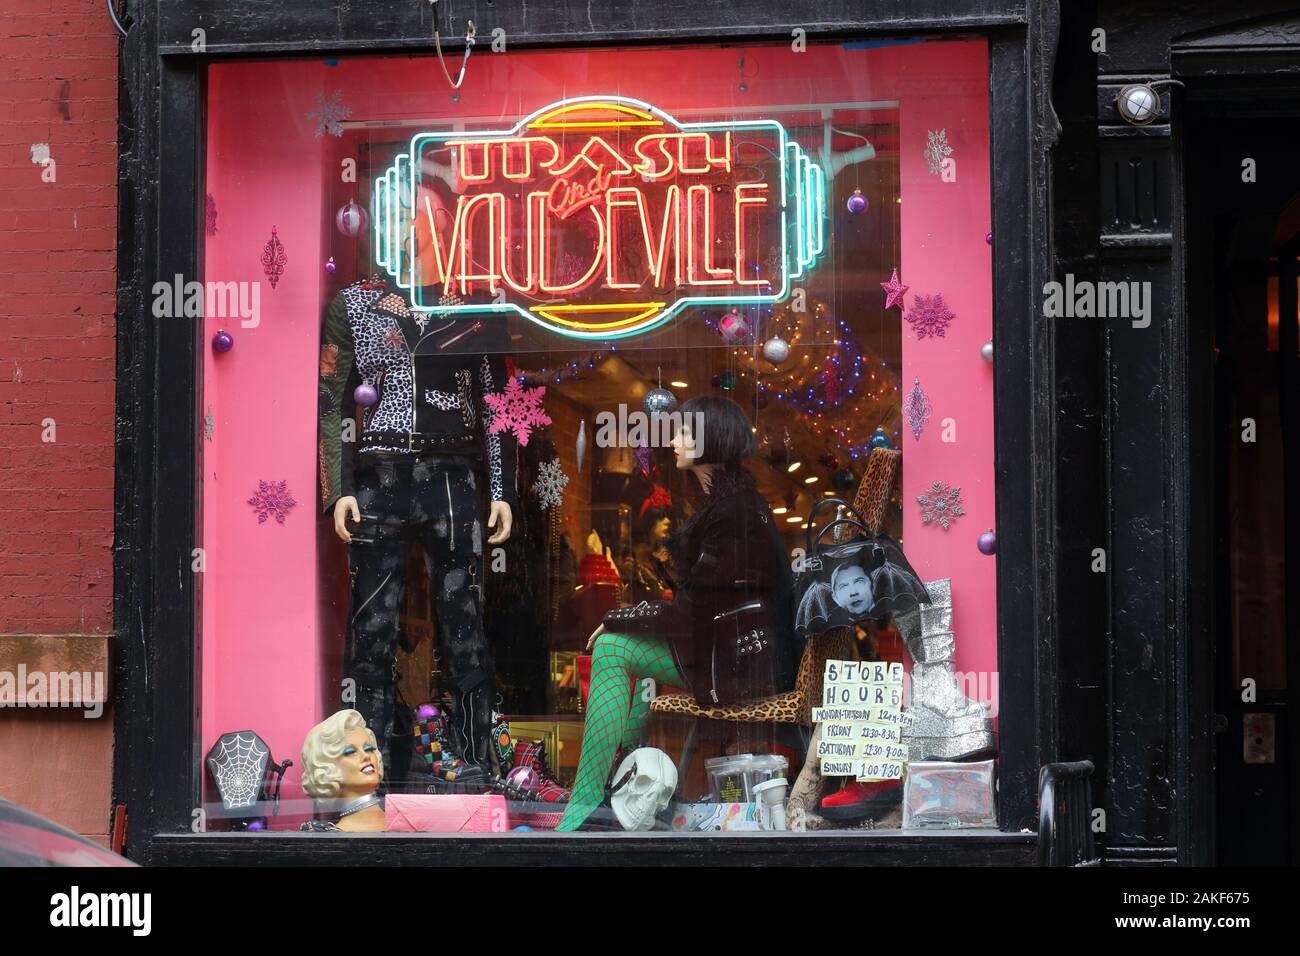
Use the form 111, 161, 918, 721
644, 387, 678, 416
762, 336, 790, 364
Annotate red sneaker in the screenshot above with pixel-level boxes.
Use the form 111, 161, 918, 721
509, 740, 571, 803
819, 779, 902, 822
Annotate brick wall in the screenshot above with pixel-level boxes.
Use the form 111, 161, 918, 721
0, 1, 119, 845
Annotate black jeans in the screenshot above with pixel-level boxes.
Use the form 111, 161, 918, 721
346, 455, 493, 699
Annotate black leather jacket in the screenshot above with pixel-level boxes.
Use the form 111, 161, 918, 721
603, 468, 796, 704
318, 278, 518, 511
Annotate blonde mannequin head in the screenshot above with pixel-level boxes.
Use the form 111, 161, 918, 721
300, 709, 385, 799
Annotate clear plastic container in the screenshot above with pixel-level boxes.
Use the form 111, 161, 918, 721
705, 753, 789, 802
705, 754, 753, 803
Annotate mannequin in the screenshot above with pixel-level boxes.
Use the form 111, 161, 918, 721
300, 709, 386, 832
318, 269, 517, 783
619, 498, 674, 606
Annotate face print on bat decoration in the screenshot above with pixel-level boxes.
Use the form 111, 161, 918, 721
794, 497, 931, 639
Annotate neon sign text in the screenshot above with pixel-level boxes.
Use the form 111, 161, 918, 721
373, 96, 826, 339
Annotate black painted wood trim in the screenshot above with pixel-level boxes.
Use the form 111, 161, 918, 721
987, 14, 1060, 831
156, 0, 1028, 55
114, 0, 1056, 862
150, 830, 1038, 867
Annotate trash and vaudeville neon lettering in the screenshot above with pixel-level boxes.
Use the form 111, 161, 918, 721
373, 96, 826, 339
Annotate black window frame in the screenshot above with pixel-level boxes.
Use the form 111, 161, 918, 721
112, 0, 1059, 865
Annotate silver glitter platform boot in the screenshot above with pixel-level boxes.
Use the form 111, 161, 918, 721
898, 578, 996, 761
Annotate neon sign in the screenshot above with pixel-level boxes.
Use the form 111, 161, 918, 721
372, 95, 826, 339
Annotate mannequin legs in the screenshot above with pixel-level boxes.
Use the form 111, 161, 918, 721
556, 632, 684, 832
346, 456, 493, 772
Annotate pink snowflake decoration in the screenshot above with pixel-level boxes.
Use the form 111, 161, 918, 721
248, 480, 297, 524
383, 326, 405, 351
484, 378, 552, 446
905, 293, 956, 340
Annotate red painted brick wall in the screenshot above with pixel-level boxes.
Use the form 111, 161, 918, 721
0, 1, 119, 846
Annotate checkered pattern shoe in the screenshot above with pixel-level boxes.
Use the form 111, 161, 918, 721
411, 705, 484, 785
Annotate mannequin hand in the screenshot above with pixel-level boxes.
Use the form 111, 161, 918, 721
333, 496, 360, 543
487, 500, 513, 545
586, 624, 606, 653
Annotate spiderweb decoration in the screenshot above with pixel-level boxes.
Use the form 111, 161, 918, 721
207, 731, 271, 810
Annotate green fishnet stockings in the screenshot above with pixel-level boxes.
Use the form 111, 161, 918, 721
556, 632, 683, 832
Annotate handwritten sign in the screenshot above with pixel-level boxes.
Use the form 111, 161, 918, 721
815, 660, 909, 781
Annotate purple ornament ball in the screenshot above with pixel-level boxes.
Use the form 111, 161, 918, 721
336, 200, 368, 238
324, 256, 337, 275
212, 329, 234, 353
506, 765, 540, 793
985, 231, 993, 245
978, 529, 997, 555
416, 703, 438, 721
354, 383, 378, 407
246, 820, 265, 831
847, 189, 868, 215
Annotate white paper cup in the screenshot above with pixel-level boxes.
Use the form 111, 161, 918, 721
752, 778, 789, 831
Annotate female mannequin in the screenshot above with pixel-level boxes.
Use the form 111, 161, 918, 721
300, 709, 386, 832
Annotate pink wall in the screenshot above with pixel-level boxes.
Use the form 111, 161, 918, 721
199, 40, 998, 811
202, 63, 329, 802
896, 46, 999, 705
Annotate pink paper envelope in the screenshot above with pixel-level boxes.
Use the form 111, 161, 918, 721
385, 793, 508, 833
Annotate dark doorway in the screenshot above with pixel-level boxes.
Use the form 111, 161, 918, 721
1188, 109, 1300, 865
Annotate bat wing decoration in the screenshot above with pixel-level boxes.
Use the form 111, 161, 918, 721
794, 581, 839, 640
867, 534, 931, 619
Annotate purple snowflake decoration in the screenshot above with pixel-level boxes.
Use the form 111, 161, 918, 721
904, 377, 932, 440
484, 378, 552, 446
205, 194, 218, 237
905, 293, 955, 340
248, 480, 297, 524
916, 480, 964, 531
261, 225, 287, 290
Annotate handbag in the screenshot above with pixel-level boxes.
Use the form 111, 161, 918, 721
703, 597, 781, 706
793, 498, 930, 640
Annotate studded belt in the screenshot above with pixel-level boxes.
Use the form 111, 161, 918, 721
359, 429, 480, 455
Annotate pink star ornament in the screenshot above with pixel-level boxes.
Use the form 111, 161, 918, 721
881, 269, 909, 311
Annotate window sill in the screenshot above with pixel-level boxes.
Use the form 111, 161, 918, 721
149, 828, 1036, 866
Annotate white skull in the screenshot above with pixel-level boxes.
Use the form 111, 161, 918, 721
610, 747, 678, 831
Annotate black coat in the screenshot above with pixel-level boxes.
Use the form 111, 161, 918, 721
603, 467, 797, 705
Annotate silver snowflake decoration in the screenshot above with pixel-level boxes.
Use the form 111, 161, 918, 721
308, 90, 351, 138
532, 458, 569, 511
916, 480, 964, 531
248, 479, 298, 524
904, 377, 932, 441
923, 128, 953, 176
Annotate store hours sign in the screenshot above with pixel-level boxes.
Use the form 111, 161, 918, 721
372, 95, 826, 339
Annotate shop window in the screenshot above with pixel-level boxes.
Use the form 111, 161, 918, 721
196, 38, 998, 836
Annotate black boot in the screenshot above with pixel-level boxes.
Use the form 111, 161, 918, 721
353, 682, 395, 773
446, 683, 493, 786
